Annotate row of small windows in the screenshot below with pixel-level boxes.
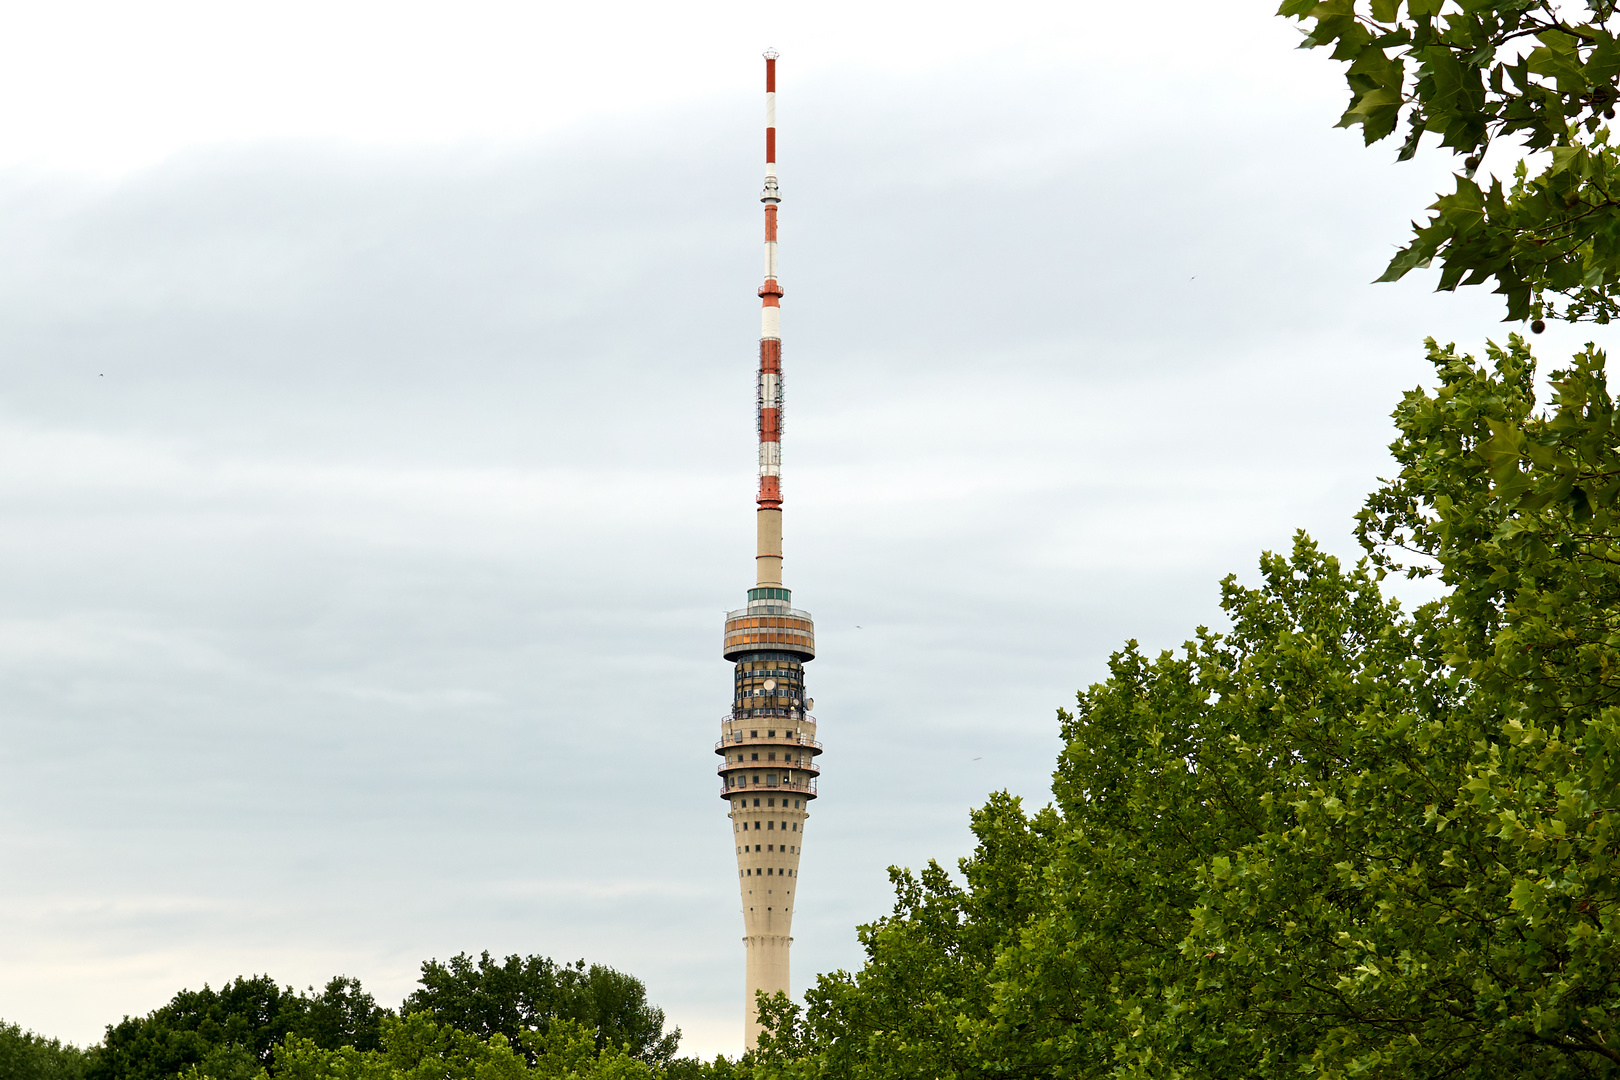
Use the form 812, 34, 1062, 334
741, 868, 795, 877
733, 797, 800, 809
728, 751, 809, 763
728, 773, 806, 790
738, 844, 797, 853
737, 820, 799, 832
741, 667, 803, 683
736, 657, 803, 672
727, 729, 808, 742
747, 587, 791, 601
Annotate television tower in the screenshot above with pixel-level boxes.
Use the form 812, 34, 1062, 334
715, 48, 822, 1052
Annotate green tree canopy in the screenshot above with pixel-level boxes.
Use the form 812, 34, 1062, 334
402, 953, 680, 1068
0, 1020, 92, 1080
1281, 1, 1620, 325
73, 952, 687, 1080
88, 975, 389, 1080
753, 337, 1620, 1078
246, 1012, 657, 1080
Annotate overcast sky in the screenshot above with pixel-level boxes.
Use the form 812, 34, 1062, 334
0, 0, 1598, 1060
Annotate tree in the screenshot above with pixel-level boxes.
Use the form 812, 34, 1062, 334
660, 1055, 742, 1080
0, 1021, 92, 1080
402, 953, 680, 1068
754, 338, 1620, 1078
1280, 1, 1620, 325
75, 954, 684, 1079
196, 1013, 657, 1080
759, 534, 1448, 1079
88, 975, 389, 1080
91, 976, 297, 1080
296, 979, 386, 1055
751, 794, 1062, 1079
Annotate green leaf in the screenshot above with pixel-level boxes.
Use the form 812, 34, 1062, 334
1549, 145, 1583, 176
1377, 240, 1435, 282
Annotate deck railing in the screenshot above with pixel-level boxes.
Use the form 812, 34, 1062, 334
719, 775, 818, 799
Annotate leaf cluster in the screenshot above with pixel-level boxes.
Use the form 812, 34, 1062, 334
242, 1012, 660, 1080
1281, 1, 1620, 323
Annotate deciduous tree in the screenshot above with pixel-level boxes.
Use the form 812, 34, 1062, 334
0, 1021, 92, 1080
88, 974, 389, 1080
403, 953, 679, 1068
1281, 1, 1620, 325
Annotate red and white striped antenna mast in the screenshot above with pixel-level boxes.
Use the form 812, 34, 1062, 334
757, 47, 784, 537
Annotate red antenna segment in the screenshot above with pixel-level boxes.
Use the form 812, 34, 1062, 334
757, 48, 783, 516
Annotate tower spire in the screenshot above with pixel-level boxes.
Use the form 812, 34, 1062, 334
756, 46, 784, 587
715, 49, 823, 1053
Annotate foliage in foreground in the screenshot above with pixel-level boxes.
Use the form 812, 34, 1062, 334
753, 337, 1620, 1077
223, 1012, 657, 1080
1281, 1, 1620, 326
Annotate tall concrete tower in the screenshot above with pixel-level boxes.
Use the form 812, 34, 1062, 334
715, 48, 822, 1052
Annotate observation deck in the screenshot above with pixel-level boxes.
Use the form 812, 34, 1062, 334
723, 599, 815, 661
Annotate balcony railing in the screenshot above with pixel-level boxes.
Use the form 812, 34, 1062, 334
721, 713, 818, 727
716, 730, 823, 754
719, 776, 818, 800
735, 702, 810, 718
725, 605, 816, 623
729, 705, 811, 721
717, 756, 820, 776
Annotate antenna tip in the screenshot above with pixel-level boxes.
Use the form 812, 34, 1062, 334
763, 47, 779, 59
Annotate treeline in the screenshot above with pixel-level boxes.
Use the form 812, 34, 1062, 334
1, 951, 739, 1080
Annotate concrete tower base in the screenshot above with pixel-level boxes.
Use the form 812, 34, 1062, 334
744, 932, 792, 1048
